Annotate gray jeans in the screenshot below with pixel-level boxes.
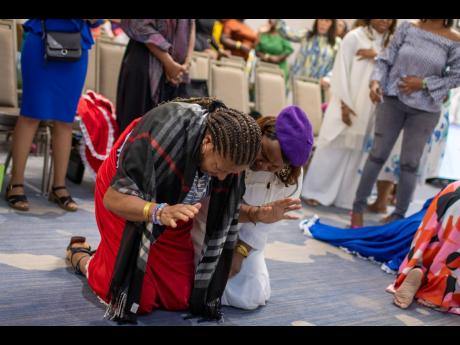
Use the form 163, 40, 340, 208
353, 96, 440, 217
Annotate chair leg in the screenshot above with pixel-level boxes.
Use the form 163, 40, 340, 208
4, 149, 12, 173
41, 126, 52, 195
46, 158, 54, 196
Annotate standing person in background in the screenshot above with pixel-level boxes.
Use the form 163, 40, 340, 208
351, 19, 460, 228
301, 19, 396, 210
336, 19, 349, 39
5, 19, 103, 213
276, 19, 340, 94
194, 19, 230, 59
115, 19, 195, 132
352, 19, 367, 29
221, 19, 258, 61
256, 19, 294, 83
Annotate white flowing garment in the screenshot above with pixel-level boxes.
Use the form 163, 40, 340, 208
301, 27, 388, 209
191, 169, 302, 310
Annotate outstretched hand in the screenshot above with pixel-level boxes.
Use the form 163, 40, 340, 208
256, 198, 302, 224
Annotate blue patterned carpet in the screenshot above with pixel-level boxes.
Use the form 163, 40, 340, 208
0, 153, 459, 326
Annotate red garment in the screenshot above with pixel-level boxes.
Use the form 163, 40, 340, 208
87, 119, 195, 314
77, 91, 119, 176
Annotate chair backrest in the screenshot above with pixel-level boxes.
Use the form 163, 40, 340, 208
208, 59, 249, 113
255, 60, 280, 71
0, 19, 18, 108
255, 66, 286, 116
95, 37, 126, 105
292, 76, 323, 136
220, 55, 246, 68
189, 51, 210, 81
84, 43, 97, 92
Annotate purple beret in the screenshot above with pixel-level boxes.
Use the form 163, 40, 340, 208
275, 106, 314, 167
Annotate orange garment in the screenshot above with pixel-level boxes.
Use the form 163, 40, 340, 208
390, 181, 460, 315
223, 19, 257, 60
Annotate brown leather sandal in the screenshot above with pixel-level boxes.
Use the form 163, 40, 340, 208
66, 236, 95, 275
49, 186, 78, 212
5, 184, 29, 211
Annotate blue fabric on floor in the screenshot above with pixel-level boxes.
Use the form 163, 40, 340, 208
304, 198, 433, 270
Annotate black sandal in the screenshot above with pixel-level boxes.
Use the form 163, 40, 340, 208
49, 186, 78, 212
5, 184, 29, 211
66, 236, 95, 275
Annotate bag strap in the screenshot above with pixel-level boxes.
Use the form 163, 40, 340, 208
41, 19, 47, 39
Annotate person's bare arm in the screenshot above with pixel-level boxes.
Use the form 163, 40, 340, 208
145, 42, 186, 85
103, 187, 154, 222
103, 187, 202, 227
184, 20, 196, 70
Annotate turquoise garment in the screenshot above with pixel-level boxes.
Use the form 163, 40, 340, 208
276, 20, 340, 80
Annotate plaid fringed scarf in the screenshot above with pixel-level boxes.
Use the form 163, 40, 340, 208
104, 102, 244, 323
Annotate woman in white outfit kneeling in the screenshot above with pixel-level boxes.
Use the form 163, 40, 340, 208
195, 106, 314, 310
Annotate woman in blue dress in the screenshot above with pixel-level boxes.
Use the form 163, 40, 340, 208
5, 19, 102, 212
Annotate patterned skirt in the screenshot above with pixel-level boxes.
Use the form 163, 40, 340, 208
388, 181, 460, 314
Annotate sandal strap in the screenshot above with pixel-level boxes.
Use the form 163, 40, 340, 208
7, 194, 28, 204
58, 195, 75, 207
52, 186, 67, 192
69, 247, 93, 275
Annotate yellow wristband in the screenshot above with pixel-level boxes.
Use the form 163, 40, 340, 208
143, 202, 153, 222
235, 41, 242, 49
236, 244, 249, 257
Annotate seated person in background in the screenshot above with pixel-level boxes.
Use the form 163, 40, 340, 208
191, 106, 314, 310
256, 19, 294, 83
221, 19, 258, 61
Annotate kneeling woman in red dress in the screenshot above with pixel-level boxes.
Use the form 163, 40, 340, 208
65, 98, 262, 323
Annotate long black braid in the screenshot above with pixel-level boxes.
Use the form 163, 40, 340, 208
169, 97, 262, 166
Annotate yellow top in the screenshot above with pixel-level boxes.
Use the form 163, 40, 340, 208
212, 20, 224, 50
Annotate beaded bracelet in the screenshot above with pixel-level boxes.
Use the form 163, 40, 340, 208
152, 203, 167, 225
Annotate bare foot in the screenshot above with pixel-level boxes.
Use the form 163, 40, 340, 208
393, 268, 423, 309
350, 212, 363, 228
305, 199, 320, 207
380, 213, 403, 224
367, 202, 387, 214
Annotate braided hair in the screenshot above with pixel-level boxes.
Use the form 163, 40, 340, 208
169, 97, 262, 166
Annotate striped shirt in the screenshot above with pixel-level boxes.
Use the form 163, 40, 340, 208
372, 21, 460, 112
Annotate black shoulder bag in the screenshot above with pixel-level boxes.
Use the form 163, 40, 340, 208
41, 19, 82, 62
